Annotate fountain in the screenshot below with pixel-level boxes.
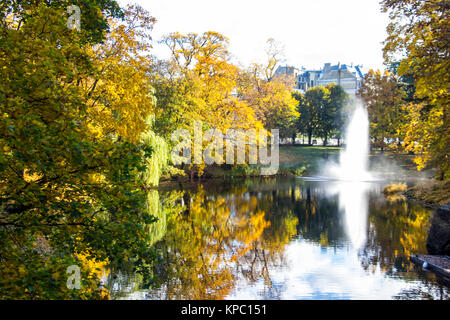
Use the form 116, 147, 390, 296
300, 102, 376, 248
325, 102, 373, 248
326, 102, 373, 181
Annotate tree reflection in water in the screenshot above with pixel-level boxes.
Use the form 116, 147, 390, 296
145, 184, 298, 300
108, 178, 449, 300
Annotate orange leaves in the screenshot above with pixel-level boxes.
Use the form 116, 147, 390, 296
237, 64, 298, 139
157, 31, 266, 174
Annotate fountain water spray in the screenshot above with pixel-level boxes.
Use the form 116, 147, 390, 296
303, 101, 375, 248
326, 102, 373, 181
324, 101, 373, 248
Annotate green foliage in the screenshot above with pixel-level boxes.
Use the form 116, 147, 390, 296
145, 190, 167, 247
357, 70, 405, 150
293, 91, 316, 145
0, 3, 160, 299
294, 84, 348, 146
319, 84, 348, 146
0, 0, 124, 43
140, 117, 170, 188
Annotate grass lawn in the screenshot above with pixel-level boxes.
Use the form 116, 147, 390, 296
199, 146, 342, 178
279, 146, 341, 175
182, 146, 438, 180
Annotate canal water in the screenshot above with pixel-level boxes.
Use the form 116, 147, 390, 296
108, 177, 449, 300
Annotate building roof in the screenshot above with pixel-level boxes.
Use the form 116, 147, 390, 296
274, 66, 301, 77
320, 69, 357, 80
320, 63, 364, 80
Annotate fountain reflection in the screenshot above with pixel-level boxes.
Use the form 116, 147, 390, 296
340, 182, 369, 249
319, 103, 375, 248
326, 182, 371, 249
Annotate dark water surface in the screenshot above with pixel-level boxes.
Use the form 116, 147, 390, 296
110, 177, 449, 300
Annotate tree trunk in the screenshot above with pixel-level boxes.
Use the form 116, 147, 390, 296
323, 135, 328, 147
438, 169, 445, 181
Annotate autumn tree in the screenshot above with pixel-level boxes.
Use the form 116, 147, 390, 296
0, 3, 161, 299
158, 31, 262, 132
357, 70, 405, 151
153, 31, 264, 178
85, 4, 157, 142
382, 0, 450, 179
238, 68, 299, 140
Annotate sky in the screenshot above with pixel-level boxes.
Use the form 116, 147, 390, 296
226, 240, 427, 300
119, 0, 390, 71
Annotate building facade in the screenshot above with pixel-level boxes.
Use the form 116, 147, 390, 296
275, 63, 365, 96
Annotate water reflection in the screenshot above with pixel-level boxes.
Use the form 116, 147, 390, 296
228, 241, 446, 300
325, 182, 372, 249
110, 178, 449, 300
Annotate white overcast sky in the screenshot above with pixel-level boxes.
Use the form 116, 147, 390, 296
119, 0, 390, 71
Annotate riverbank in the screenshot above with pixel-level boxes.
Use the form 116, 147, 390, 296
159, 146, 342, 183
208, 146, 343, 178
161, 147, 446, 185
404, 181, 450, 259
405, 180, 450, 208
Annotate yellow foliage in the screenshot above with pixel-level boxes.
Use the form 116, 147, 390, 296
75, 251, 109, 281
81, 8, 157, 143
23, 169, 43, 183
383, 183, 407, 195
